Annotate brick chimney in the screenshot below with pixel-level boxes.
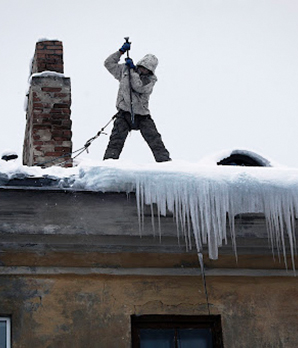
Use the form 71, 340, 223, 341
23, 40, 72, 167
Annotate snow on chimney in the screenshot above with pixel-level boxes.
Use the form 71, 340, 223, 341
23, 40, 72, 167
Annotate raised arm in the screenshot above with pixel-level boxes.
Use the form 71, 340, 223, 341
104, 41, 131, 81
104, 51, 124, 81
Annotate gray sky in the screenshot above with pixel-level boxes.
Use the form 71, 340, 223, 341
1, 0, 298, 166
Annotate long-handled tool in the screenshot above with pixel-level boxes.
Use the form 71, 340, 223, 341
124, 36, 135, 125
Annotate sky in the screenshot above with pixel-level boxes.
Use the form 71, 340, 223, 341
1, 0, 298, 167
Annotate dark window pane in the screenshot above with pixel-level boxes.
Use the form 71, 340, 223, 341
140, 329, 175, 348
0, 321, 7, 348
178, 328, 213, 348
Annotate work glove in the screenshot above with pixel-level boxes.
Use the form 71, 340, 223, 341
125, 58, 136, 70
119, 42, 131, 53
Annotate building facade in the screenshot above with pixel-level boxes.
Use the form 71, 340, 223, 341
0, 187, 297, 347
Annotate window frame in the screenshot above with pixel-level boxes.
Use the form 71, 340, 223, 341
131, 314, 224, 348
0, 316, 11, 348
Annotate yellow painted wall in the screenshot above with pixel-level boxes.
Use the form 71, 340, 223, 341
0, 274, 297, 347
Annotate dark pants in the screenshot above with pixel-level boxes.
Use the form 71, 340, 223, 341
103, 111, 171, 162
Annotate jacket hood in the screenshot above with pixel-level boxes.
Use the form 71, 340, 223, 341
137, 54, 158, 74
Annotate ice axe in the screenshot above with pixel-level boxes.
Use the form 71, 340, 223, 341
124, 37, 131, 57
124, 36, 135, 125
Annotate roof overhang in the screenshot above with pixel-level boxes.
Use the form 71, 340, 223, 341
0, 186, 296, 275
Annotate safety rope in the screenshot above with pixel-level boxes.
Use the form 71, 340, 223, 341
35, 115, 116, 168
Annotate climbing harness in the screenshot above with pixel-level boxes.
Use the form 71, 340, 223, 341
35, 115, 116, 167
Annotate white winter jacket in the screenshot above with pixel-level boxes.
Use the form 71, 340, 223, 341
104, 51, 158, 115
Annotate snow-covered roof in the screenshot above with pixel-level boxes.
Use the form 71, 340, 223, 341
0, 156, 297, 270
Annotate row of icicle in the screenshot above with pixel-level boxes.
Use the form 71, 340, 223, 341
135, 172, 297, 271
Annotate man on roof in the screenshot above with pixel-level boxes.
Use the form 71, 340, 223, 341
103, 40, 171, 162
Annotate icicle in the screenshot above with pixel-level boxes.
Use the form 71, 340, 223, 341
134, 168, 298, 270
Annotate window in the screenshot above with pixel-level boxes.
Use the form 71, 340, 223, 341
131, 315, 224, 348
0, 317, 11, 348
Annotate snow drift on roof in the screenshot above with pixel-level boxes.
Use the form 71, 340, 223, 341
0, 157, 297, 269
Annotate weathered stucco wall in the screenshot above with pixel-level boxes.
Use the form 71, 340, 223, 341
0, 189, 297, 347
0, 274, 297, 348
